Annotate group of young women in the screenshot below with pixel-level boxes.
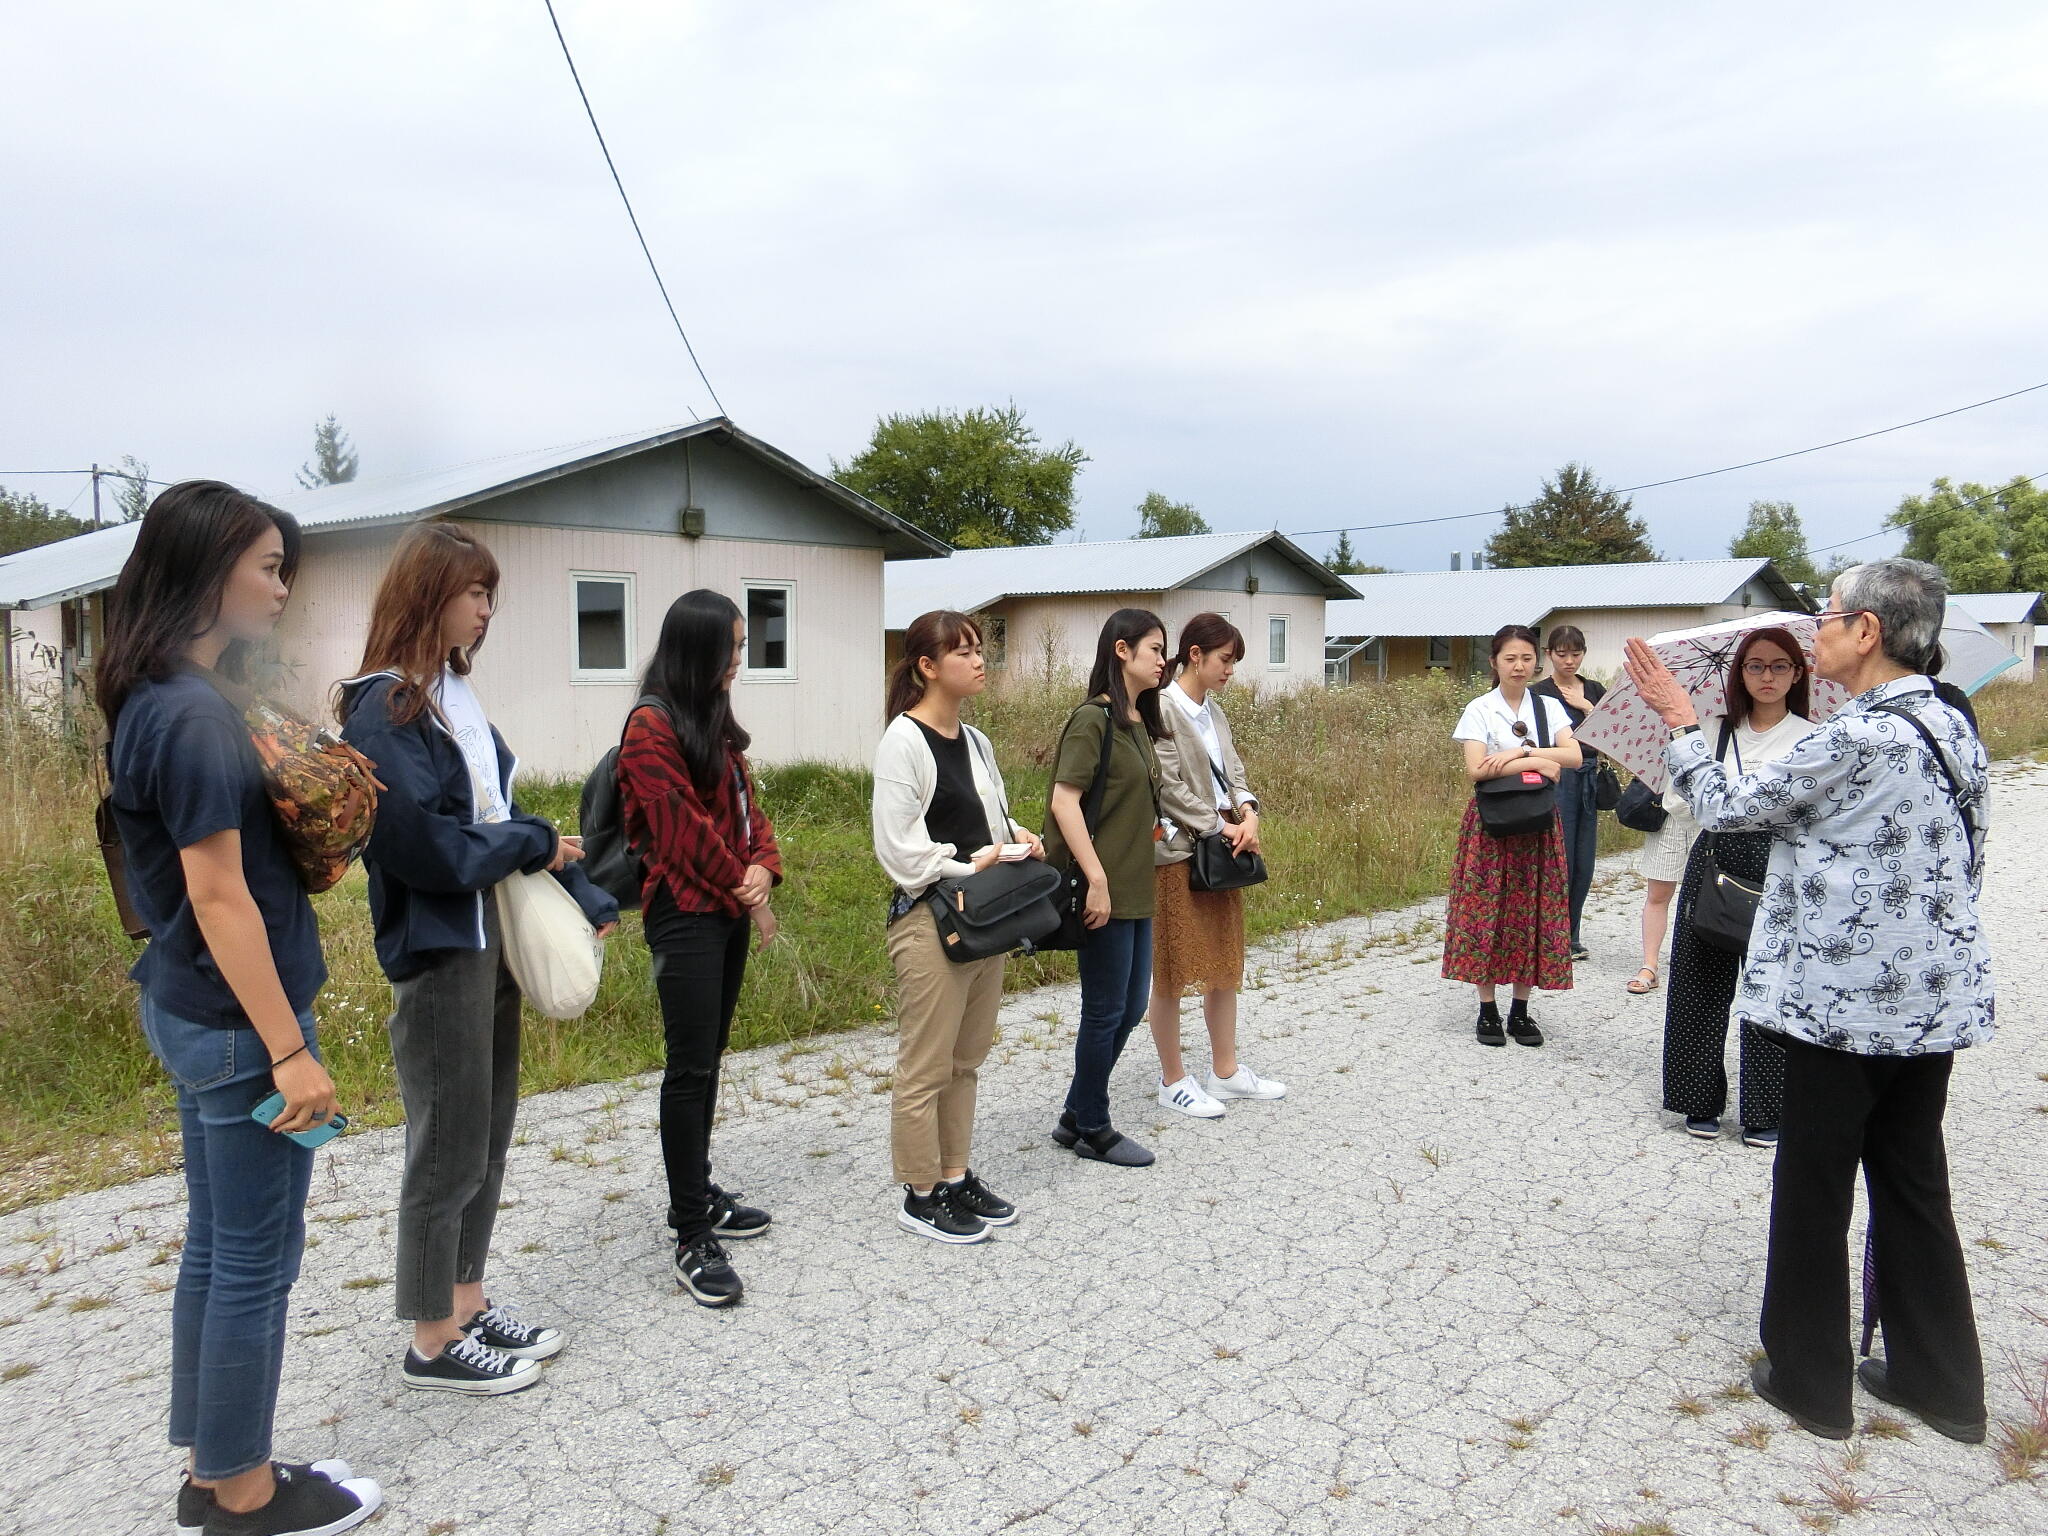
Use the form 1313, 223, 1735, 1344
1438, 621, 1816, 1150
102, 483, 1292, 1534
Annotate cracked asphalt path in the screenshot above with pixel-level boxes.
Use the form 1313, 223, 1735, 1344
5, 763, 2047, 1536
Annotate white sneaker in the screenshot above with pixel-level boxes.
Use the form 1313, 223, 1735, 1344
1205, 1066, 1287, 1101
1156, 1076, 1226, 1118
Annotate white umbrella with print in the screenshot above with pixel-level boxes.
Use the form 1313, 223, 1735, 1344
1574, 611, 1853, 792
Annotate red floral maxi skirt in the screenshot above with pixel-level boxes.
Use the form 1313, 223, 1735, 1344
1440, 800, 1573, 990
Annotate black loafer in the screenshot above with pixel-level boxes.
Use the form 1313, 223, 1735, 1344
1751, 1360, 1852, 1440
1857, 1358, 1986, 1444
1506, 1016, 1544, 1047
1476, 1015, 1506, 1047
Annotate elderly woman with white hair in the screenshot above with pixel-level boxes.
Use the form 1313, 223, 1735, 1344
1625, 557, 1993, 1448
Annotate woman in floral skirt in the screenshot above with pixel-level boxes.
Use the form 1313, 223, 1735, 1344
1442, 625, 1581, 1046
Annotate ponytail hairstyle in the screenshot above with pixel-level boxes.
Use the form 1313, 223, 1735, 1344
97, 480, 301, 724
339, 521, 500, 727
1086, 607, 1168, 740
886, 609, 982, 721
640, 588, 751, 792
1723, 625, 1810, 726
1487, 623, 1542, 684
1164, 611, 1246, 687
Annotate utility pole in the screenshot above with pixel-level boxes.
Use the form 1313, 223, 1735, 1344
89, 462, 102, 529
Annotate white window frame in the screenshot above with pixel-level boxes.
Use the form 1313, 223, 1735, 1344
742, 579, 798, 682
570, 571, 636, 683
1268, 614, 1291, 669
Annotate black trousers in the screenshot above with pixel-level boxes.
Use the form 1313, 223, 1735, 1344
1761, 1036, 1984, 1428
643, 888, 751, 1246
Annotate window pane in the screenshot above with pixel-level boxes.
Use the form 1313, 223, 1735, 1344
576, 580, 627, 672
986, 615, 1007, 669
1269, 616, 1287, 665
748, 587, 789, 671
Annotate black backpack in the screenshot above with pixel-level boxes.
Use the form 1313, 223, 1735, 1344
579, 695, 671, 912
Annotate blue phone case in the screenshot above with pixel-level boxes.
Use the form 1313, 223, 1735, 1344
249, 1091, 348, 1149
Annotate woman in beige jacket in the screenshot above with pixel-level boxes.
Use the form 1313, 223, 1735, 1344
1149, 613, 1287, 1119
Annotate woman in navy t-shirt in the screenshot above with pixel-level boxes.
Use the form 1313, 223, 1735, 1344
100, 483, 382, 1536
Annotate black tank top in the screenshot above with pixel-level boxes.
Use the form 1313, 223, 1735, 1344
912, 718, 994, 857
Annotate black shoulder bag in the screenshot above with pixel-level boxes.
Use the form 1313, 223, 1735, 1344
1690, 722, 1765, 955
924, 730, 1064, 963
1473, 699, 1558, 838
1036, 703, 1119, 952
1186, 753, 1268, 893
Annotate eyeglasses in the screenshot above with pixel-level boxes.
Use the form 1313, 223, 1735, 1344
1815, 608, 1873, 628
1742, 662, 1798, 679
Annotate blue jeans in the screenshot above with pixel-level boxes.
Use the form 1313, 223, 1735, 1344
1557, 761, 1599, 946
1064, 917, 1153, 1132
141, 995, 319, 1480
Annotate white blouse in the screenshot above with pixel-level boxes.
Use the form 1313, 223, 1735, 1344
1451, 687, 1574, 755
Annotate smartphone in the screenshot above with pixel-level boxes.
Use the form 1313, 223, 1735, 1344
249, 1090, 348, 1149
998, 843, 1031, 861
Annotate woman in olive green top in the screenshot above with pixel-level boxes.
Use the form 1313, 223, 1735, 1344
1044, 608, 1168, 1168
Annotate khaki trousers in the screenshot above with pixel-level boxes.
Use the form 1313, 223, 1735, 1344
887, 908, 1006, 1186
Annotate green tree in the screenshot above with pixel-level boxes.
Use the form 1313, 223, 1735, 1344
0, 486, 88, 557
297, 414, 360, 488
833, 403, 1085, 548
1324, 529, 1388, 575
1727, 499, 1818, 586
1990, 476, 2048, 592
1484, 462, 1657, 568
1888, 478, 2012, 592
1134, 491, 1210, 539
111, 455, 152, 522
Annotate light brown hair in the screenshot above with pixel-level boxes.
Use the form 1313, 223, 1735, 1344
336, 521, 501, 726
886, 610, 982, 721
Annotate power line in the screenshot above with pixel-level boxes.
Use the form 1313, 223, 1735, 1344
1289, 379, 2048, 542
1805, 471, 2045, 557
541, 0, 725, 419
0, 468, 172, 486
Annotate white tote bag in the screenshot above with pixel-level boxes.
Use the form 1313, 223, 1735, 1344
495, 869, 603, 1020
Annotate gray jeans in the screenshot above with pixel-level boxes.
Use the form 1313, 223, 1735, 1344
388, 905, 522, 1321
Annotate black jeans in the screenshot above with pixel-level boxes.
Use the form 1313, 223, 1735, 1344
1761, 1036, 1984, 1428
644, 887, 751, 1246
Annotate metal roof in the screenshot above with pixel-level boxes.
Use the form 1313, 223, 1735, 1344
0, 419, 946, 610
883, 529, 1354, 630
1324, 557, 1803, 640
1949, 591, 2046, 626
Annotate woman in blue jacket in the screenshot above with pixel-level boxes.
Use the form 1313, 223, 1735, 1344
338, 523, 616, 1397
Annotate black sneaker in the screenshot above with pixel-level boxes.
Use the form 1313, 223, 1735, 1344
899, 1184, 989, 1244
949, 1170, 1017, 1227
179, 1463, 353, 1536
466, 1299, 564, 1361
401, 1333, 541, 1395
202, 1462, 383, 1536
708, 1184, 772, 1240
674, 1234, 745, 1306
1475, 1008, 1506, 1046
1506, 1012, 1544, 1047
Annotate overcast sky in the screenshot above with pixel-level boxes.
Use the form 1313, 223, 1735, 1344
6, 1, 2046, 571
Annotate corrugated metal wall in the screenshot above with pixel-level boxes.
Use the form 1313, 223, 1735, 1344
988, 591, 1328, 692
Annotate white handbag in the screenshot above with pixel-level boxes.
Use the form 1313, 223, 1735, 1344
495, 868, 603, 1020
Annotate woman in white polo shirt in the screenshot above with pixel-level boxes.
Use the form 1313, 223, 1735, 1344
1441, 624, 1580, 1046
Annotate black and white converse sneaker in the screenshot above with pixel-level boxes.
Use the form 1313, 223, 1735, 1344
201, 1461, 383, 1536
401, 1332, 542, 1395
178, 1463, 353, 1535
898, 1184, 989, 1244
947, 1170, 1017, 1227
466, 1298, 564, 1361
708, 1184, 772, 1239
674, 1234, 745, 1306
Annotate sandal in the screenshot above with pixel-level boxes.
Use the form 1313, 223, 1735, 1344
1625, 966, 1660, 995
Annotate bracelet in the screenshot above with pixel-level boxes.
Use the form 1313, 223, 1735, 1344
271, 1043, 309, 1069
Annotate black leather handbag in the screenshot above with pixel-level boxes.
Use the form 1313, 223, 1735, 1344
1473, 700, 1557, 838
1187, 756, 1267, 893
1036, 703, 1119, 952
923, 730, 1065, 962
1686, 725, 1760, 955
1594, 760, 1622, 811
1613, 775, 1666, 832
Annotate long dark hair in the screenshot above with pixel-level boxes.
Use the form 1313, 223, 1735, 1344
1164, 611, 1245, 687
1086, 607, 1166, 739
1724, 625, 1810, 726
96, 480, 301, 723
886, 609, 981, 721
1487, 624, 1541, 685
338, 521, 500, 726
641, 589, 751, 791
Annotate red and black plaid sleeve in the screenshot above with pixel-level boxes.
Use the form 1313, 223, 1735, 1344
618, 707, 750, 914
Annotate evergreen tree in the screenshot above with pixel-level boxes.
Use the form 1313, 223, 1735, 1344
1484, 463, 1657, 568
111, 455, 152, 523
297, 414, 360, 488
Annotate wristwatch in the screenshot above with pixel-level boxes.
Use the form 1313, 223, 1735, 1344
1669, 723, 1701, 741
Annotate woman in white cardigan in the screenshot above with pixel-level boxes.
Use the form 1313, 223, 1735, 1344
872, 610, 1043, 1245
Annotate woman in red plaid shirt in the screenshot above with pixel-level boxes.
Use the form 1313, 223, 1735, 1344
617, 590, 782, 1308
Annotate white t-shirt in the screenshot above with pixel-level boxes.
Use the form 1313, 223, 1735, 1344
1660, 711, 1811, 813
435, 667, 508, 824
1452, 687, 1574, 755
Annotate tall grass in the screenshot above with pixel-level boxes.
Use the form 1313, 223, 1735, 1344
3, 669, 2042, 1209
